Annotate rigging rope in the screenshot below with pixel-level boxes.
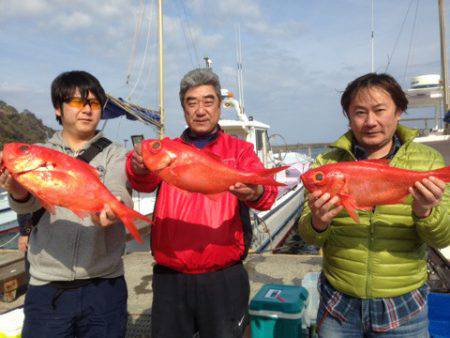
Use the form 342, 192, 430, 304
126, 0, 145, 85
384, 0, 415, 73
127, 0, 155, 101
0, 232, 19, 248
176, 0, 201, 67
403, 0, 420, 85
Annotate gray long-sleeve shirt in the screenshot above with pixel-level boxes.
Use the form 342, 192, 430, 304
8, 131, 132, 285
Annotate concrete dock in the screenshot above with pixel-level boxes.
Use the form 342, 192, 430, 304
0, 251, 322, 337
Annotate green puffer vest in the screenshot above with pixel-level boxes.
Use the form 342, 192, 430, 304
299, 125, 450, 299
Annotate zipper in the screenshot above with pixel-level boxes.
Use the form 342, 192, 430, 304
366, 209, 375, 298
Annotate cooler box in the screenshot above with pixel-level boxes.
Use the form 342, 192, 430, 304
428, 292, 450, 338
249, 284, 308, 338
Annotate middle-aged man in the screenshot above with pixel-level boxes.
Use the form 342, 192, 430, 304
126, 68, 278, 338
0, 70, 130, 338
299, 72, 450, 337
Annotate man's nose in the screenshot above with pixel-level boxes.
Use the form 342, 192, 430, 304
80, 102, 93, 114
365, 112, 377, 126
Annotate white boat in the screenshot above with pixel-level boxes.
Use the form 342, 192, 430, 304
219, 91, 311, 252
405, 75, 450, 277
0, 191, 20, 249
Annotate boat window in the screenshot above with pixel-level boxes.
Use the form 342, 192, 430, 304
256, 130, 264, 152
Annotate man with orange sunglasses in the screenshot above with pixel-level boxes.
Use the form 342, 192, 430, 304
0, 71, 130, 337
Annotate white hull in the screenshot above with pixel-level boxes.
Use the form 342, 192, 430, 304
414, 134, 450, 262
251, 183, 305, 253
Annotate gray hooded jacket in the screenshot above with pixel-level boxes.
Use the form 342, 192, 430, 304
8, 131, 132, 285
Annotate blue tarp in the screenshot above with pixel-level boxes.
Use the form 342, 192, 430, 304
102, 95, 161, 128
444, 110, 450, 123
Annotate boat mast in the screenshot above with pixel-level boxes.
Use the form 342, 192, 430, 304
438, 0, 449, 134
158, 0, 165, 139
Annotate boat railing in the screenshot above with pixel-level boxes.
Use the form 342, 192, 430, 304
400, 117, 442, 136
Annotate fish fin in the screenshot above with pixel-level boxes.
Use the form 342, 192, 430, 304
251, 165, 290, 176
429, 166, 450, 183
201, 149, 223, 163
339, 194, 360, 223
358, 159, 390, 166
84, 164, 100, 177
110, 199, 152, 244
240, 166, 290, 187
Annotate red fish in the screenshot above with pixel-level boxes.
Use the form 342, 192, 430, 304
301, 159, 450, 223
2, 143, 150, 243
141, 138, 287, 195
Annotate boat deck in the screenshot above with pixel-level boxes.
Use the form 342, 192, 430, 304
0, 251, 322, 337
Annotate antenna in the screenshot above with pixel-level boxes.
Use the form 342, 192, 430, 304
371, 0, 375, 72
203, 56, 213, 69
235, 25, 245, 112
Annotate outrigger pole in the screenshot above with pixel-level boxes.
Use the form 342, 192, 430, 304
158, 0, 165, 139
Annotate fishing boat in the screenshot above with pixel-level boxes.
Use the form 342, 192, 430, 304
402, 0, 450, 295
219, 90, 311, 252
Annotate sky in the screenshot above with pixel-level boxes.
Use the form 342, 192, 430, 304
0, 0, 446, 148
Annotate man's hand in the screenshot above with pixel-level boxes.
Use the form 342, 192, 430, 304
18, 235, 29, 253
308, 191, 343, 232
91, 203, 118, 227
409, 176, 446, 218
229, 183, 263, 202
0, 152, 29, 201
131, 143, 149, 175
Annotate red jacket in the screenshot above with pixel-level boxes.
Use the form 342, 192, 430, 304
126, 130, 278, 273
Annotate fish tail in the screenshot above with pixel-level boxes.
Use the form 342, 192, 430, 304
430, 166, 450, 182
111, 201, 152, 244
252, 165, 290, 176
243, 165, 290, 186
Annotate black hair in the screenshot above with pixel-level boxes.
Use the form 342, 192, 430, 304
341, 73, 408, 117
51, 70, 107, 125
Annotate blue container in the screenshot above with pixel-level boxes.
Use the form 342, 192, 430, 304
429, 292, 450, 338
249, 284, 308, 338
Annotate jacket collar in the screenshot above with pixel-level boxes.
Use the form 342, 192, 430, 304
180, 126, 222, 145
47, 130, 105, 154
330, 124, 419, 156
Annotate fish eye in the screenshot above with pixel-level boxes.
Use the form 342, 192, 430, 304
19, 145, 30, 153
312, 171, 326, 185
150, 142, 161, 153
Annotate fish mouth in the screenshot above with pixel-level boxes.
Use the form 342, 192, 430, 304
14, 162, 54, 176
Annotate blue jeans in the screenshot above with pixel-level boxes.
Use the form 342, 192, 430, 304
318, 300, 429, 338
22, 276, 128, 338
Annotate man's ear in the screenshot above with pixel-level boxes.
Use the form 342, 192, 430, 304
55, 107, 62, 117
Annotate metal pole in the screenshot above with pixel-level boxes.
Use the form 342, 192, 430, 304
438, 0, 449, 133
158, 0, 165, 139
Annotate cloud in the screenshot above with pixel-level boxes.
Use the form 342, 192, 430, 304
49, 11, 93, 30
0, 81, 45, 94
0, 0, 50, 17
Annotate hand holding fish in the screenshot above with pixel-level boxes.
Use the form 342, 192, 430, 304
18, 235, 29, 253
91, 202, 118, 227
229, 182, 264, 202
409, 176, 446, 218
0, 151, 29, 201
131, 143, 150, 175
301, 160, 450, 224
308, 191, 344, 231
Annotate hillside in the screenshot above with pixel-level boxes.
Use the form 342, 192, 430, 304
0, 100, 55, 147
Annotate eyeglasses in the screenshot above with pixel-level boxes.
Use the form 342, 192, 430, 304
65, 97, 102, 111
